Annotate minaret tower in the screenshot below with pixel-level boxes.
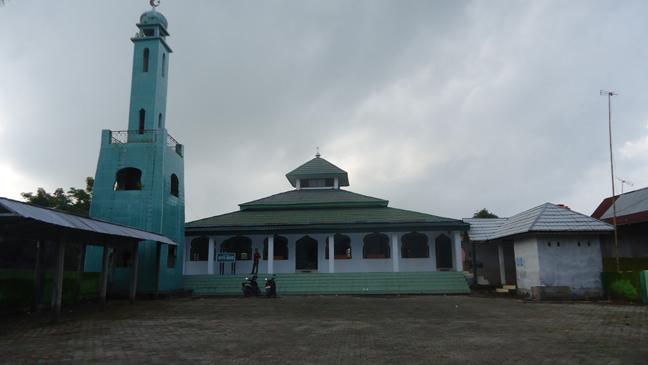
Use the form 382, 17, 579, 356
87, 3, 185, 292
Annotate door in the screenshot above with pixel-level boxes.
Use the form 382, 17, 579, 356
435, 234, 453, 269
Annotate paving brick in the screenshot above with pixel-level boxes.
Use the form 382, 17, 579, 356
0, 295, 646, 364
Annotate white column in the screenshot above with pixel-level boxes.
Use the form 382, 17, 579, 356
328, 234, 335, 273
391, 234, 399, 272
453, 231, 462, 272
268, 235, 274, 274
207, 237, 214, 275
498, 242, 506, 285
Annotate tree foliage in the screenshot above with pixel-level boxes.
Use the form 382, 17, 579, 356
472, 208, 499, 218
21, 177, 94, 216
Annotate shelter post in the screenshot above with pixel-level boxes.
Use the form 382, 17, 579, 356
129, 240, 140, 305
99, 242, 110, 312
472, 240, 478, 284
154, 242, 162, 299
31, 240, 45, 313
74, 244, 87, 304
51, 237, 66, 323
108, 247, 116, 299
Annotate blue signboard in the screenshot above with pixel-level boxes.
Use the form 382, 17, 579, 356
217, 253, 236, 262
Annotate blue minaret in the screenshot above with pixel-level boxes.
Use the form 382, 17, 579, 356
86, 6, 185, 292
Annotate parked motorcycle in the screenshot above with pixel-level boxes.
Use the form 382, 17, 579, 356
265, 274, 277, 298
242, 274, 261, 297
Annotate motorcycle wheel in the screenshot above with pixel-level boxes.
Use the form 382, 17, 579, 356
243, 288, 252, 297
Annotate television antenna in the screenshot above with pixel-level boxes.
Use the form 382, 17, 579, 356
616, 177, 634, 194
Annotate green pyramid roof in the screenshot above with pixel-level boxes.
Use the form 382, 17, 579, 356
285, 156, 349, 187
240, 189, 387, 210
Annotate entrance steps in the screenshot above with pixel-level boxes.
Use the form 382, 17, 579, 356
183, 271, 471, 296
495, 285, 517, 294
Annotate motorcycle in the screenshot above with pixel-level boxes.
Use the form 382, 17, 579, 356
242, 274, 261, 297
265, 274, 277, 298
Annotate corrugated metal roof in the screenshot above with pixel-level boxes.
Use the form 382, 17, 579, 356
465, 203, 613, 242
599, 186, 648, 220
239, 189, 387, 209
0, 197, 176, 245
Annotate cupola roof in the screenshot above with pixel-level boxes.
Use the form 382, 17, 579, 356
139, 9, 168, 29
285, 155, 350, 188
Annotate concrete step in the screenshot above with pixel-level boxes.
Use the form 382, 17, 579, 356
503, 285, 517, 290
184, 271, 471, 296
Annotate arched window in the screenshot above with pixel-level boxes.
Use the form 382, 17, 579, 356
190, 237, 208, 261
170, 174, 179, 197
263, 235, 288, 260
143, 48, 149, 72
363, 232, 390, 259
402, 232, 429, 258
221, 235, 252, 260
435, 234, 453, 269
325, 234, 352, 259
162, 53, 166, 77
139, 109, 146, 134
158, 113, 163, 128
114, 168, 142, 191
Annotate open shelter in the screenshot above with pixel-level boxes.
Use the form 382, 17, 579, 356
0, 197, 177, 322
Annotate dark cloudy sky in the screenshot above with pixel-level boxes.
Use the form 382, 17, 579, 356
2, 1, 648, 222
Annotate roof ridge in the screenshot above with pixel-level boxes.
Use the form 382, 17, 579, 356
528, 203, 550, 231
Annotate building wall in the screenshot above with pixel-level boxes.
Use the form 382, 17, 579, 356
536, 234, 603, 298
600, 222, 648, 258
513, 236, 540, 295
86, 129, 185, 292
184, 230, 462, 275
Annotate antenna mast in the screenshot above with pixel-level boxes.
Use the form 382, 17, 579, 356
601, 90, 620, 272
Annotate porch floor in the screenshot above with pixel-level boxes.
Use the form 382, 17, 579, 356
183, 271, 471, 296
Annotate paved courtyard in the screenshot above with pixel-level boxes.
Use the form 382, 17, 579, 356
0, 294, 646, 364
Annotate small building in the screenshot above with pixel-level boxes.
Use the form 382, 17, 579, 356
591, 187, 648, 271
184, 154, 469, 277
464, 203, 613, 299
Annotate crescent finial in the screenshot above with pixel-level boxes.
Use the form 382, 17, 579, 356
150, 0, 160, 7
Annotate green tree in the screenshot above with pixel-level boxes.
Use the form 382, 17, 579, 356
21, 177, 94, 216
472, 208, 499, 218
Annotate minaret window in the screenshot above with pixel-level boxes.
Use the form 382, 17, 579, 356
143, 48, 150, 72
114, 168, 142, 191
143, 29, 154, 37
158, 113, 162, 128
170, 174, 179, 197
139, 109, 146, 134
162, 54, 166, 77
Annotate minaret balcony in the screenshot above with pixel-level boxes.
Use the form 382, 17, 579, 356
108, 130, 183, 157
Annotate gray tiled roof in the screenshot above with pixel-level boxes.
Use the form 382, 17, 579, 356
464, 203, 613, 242
462, 218, 508, 242
240, 189, 387, 209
